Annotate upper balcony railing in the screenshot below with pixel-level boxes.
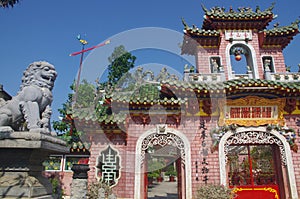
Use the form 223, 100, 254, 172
184, 72, 225, 82
265, 72, 300, 82
183, 66, 300, 82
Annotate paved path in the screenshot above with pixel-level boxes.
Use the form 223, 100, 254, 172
147, 181, 178, 199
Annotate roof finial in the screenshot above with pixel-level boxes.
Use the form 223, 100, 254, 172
181, 17, 188, 28
201, 4, 209, 13
266, 2, 275, 12
255, 5, 261, 13
273, 22, 280, 28
292, 18, 300, 28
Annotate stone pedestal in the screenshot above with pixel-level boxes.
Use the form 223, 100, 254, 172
0, 127, 68, 198
70, 164, 90, 199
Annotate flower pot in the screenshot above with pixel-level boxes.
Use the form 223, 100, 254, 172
71, 164, 90, 179
169, 176, 176, 182
157, 176, 163, 182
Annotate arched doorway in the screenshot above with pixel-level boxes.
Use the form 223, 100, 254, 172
225, 42, 259, 79
219, 126, 298, 199
134, 125, 192, 199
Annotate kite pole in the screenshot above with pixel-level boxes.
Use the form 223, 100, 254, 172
70, 35, 110, 104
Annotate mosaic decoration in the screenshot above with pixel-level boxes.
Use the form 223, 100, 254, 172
96, 145, 121, 187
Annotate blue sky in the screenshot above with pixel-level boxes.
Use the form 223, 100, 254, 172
0, 0, 299, 128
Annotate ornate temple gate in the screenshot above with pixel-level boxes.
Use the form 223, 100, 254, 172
134, 126, 192, 199
219, 127, 298, 199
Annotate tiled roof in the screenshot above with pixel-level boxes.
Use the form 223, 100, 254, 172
182, 18, 220, 37
163, 79, 300, 97
259, 20, 299, 49
70, 141, 91, 152
72, 79, 300, 125
181, 18, 221, 53
0, 84, 11, 101
202, 4, 274, 19
105, 83, 185, 105
264, 20, 299, 36
201, 4, 275, 30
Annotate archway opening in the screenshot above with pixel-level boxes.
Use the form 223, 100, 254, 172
146, 145, 181, 199
218, 128, 298, 199
135, 128, 191, 199
229, 44, 254, 78
227, 144, 284, 199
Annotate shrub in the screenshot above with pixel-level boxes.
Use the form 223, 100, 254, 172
47, 174, 64, 199
196, 184, 235, 199
87, 180, 116, 199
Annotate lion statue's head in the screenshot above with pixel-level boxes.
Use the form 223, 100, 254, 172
21, 61, 57, 90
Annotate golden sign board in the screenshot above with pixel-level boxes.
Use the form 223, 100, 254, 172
218, 96, 285, 126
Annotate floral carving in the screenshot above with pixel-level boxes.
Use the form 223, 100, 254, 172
140, 132, 185, 164
224, 131, 287, 165
211, 124, 297, 155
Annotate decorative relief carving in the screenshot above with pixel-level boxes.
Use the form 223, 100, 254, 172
284, 98, 297, 114
140, 131, 185, 165
157, 124, 167, 134
224, 131, 286, 165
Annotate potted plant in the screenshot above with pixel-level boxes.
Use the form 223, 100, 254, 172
147, 171, 160, 184
147, 158, 165, 183
165, 165, 177, 182
157, 174, 164, 183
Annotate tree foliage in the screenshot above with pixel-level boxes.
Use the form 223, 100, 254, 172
95, 45, 136, 118
52, 80, 95, 145
107, 45, 136, 86
0, 0, 19, 8
53, 45, 136, 143
74, 79, 95, 108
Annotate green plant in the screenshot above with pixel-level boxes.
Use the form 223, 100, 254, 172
165, 164, 177, 176
147, 171, 160, 179
48, 174, 64, 199
147, 158, 165, 179
87, 180, 115, 199
196, 184, 235, 199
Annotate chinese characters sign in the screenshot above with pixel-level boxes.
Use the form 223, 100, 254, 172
97, 145, 120, 187
226, 106, 277, 119
218, 97, 285, 126
196, 120, 209, 184
225, 30, 252, 41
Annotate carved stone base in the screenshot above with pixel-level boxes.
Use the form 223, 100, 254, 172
0, 127, 68, 198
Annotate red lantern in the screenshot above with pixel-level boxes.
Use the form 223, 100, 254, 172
235, 54, 242, 61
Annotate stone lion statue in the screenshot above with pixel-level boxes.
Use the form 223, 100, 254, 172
0, 61, 57, 133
